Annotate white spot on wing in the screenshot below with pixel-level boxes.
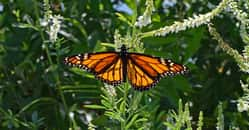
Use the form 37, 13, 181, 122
84, 53, 88, 59
75, 56, 80, 60
160, 58, 166, 64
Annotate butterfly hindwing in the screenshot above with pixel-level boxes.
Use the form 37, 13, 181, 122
127, 59, 155, 90
95, 58, 123, 86
127, 53, 188, 90
64, 52, 123, 86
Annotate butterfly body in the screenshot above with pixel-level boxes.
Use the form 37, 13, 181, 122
64, 45, 188, 91
120, 45, 128, 83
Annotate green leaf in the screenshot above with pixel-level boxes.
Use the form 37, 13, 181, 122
18, 98, 58, 115
163, 122, 175, 129
101, 99, 112, 109
70, 68, 95, 79
84, 105, 106, 109
119, 100, 126, 113
134, 117, 148, 124
125, 114, 139, 129
115, 13, 132, 26
101, 42, 116, 48
105, 111, 123, 122
12, 23, 39, 31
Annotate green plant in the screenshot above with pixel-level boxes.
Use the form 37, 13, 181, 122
0, 0, 249, 129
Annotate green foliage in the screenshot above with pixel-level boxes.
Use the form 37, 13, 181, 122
216, 103, 224, 130
197, 111, 203, 130
0, 0, 249, 129
163, 99, 193, 130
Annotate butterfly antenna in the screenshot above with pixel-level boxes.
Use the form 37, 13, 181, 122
117, 44, 131, 51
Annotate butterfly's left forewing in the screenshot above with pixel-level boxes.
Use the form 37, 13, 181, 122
64, 52, 123, 86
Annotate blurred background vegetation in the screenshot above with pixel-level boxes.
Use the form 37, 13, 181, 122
0, 0, 248, 129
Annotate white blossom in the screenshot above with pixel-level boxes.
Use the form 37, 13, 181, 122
41, 0, 63, 43
237, 81, 249, 112
135, 0, 154, 28
69, 111, 74, 120
154, 0, 230, 36
104, 84, 117, 97
237, 99, 249, 112
47, 15, 63, 43
135, 15, 152, 28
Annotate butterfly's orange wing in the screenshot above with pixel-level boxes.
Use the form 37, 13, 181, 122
127, 53, 188, 90
64, 52, 123, 86
64, 51, 188, 90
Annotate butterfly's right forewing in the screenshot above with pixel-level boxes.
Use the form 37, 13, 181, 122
127, 53, 188, 90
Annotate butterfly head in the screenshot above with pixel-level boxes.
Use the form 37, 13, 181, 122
120, 44, 128, 53
120, 44, 132, 52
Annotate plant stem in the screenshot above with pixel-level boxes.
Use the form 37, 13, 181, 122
121, 83, 129, 130
32, 0, 68, 114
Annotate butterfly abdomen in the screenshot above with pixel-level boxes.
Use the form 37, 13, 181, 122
120, 45, 128, 82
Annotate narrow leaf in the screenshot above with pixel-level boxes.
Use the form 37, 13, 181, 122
84, 105, 106, 109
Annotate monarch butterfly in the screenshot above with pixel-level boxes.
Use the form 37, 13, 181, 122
64, 45, 188, 91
